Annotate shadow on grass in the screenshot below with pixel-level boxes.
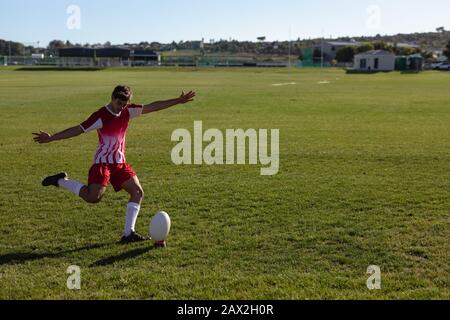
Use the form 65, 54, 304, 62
15, 67, 104, 72
0, 242, 115, 266
345, 69, 393, 74
400, 70, 422, 74
90, 246, 153, 267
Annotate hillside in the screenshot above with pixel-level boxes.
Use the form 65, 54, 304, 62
334, 31, 450, 52
1, 31, 449, 56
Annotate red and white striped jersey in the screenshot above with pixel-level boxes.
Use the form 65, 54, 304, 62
80, 104, 143, 164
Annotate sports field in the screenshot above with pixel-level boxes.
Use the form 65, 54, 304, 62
0, 67, 449, 299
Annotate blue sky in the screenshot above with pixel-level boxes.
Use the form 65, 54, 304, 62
1, 0, 449, 46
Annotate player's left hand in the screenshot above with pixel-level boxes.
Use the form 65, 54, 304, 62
33, 131, 53, 144
178, 91, 196, 104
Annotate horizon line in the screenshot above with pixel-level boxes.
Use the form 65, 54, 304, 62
3, 28, 448, 48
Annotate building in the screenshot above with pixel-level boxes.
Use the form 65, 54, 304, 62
317, 41, 420, 63
58, 47, 158, 67
354, 50, 395, 71
316, 41, 361, 62
130, 50, 159, 66
59, 47, 130, 67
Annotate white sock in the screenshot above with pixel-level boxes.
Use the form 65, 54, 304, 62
58, 179, 84, 196
124, 202, 140, 236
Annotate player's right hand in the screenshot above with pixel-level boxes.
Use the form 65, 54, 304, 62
178, 91, 196, 104
32, 131, 53, 144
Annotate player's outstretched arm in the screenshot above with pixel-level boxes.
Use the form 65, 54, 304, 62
142, 91, 196, 115
33, 126, 83, 144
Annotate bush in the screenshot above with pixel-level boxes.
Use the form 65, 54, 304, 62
336, 46, 355, 63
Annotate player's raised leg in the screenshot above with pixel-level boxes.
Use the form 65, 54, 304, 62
120, 176, 150, 244
42, 172, 106, 204
42, 172, 84, 196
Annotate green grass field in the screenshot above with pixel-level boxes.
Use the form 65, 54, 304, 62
0, 67, 449, 299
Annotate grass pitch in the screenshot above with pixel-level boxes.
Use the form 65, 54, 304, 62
0, 67, 449, 299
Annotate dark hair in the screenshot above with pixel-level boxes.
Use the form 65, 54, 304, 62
112, 85, 132, 101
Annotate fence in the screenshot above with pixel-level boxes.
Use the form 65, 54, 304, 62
1, 56, 58, 66
1, 54, 321, 68
161, 55, 300, 67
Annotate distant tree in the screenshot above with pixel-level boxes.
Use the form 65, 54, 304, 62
436, 27, 445, 33
13, 42, 25, 55
444, 41, 450, 59
335, 46, 355, 62
24, 45, 34, 55
150, 42, 162, 51
0, 40, 8, 55
228, 40, 239, 53
47, 40, 65, 49
393, 46, 417, 56
257, 37, 266, 42
0, 40, 25, 56
373, 41, 393, 52
356, 43, 374, 54
421, 50, 434, 61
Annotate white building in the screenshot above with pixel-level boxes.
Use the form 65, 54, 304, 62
354, 50, 395, 71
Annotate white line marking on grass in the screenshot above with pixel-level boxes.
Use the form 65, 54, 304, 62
317, 81, 331, 84
272, 82, 296, 86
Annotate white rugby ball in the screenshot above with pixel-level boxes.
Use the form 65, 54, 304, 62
149, 211, 171, 241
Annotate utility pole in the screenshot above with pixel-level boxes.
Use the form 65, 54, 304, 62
321, 29, 324, 69
320, 39, 324, 68
288, 26, 291, 68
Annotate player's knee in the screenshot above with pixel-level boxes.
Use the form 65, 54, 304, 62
136, 187, 144, 200
130, 187, 144, 201
87, 192, 103, 204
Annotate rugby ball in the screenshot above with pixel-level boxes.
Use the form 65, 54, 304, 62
149, 211, 171, 241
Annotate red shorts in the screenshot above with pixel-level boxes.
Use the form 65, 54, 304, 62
88, 163, 137, 192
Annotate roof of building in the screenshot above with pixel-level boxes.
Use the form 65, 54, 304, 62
388, 42, 420, 48
97, 47, 130, 58
59, 47, 131, 58
355, 50, 395, 56
325, 41, 361, 46
59, 47, 94, 58
131, 50, 158, 57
